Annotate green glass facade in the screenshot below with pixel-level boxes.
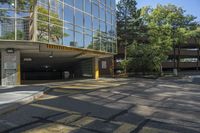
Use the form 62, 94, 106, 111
0, 0, 117, 53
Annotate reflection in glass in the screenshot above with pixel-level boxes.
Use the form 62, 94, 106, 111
75, 11, 83, 27
0, 9, 15, 17
100, 7, 105, 20
106, 11, 111, 23
85, 14, 92, 29
0, 0, 117, 53
64, 5, 73, 23
100, 21, 105, 32
64, 0, 73, 6
85, 0, 91, 14
75, 32, 84, 48
93, 18, 99, 31
93, 31, 101, 50
17, 19, 29, 40
64, 29, 73, 46
75, 0, 82, 9
92, 4, 98, 18
37, 21, 49, 42
85, 35, 93, 49
0, 1, 15, 9
17, 0, 32, 11
0, 17, 15, 40
17, 11, 29, 18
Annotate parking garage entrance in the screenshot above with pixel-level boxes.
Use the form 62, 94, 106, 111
1, 42, 112, 86
21, 51, 94, 83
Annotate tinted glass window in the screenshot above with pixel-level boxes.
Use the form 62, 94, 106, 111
92, 4, 98, 18
64, 5, 73, 23
64, 29, 74, 46
75, 32, 84, 48
75, 11, 83, 27
64, 0, 73, 6
84, 14, 92, 29
75, 0, 82, 9
85, 0, 91, 14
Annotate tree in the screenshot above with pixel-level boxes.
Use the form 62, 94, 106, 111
117, 0, 147, 73
123, 4, 199, 74
117, 0, 138, 45
131, 4, 198, 73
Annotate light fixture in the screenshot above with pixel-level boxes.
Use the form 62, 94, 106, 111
6, 48, 15, 53
23, 58, 32, 62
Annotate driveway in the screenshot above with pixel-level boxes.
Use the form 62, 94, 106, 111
0, 77, 200, 133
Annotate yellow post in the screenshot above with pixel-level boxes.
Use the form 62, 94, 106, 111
17, 64, 21, 85
93, 57, 99, 80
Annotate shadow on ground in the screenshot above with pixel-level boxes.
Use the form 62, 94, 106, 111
0, 78, 200, 133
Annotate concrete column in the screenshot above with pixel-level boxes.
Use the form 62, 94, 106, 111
1, 49, 21, 86
93, 57, 99, 80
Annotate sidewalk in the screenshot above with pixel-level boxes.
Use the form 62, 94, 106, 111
0, 85, 49, 115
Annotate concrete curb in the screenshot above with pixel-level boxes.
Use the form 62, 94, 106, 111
0, 86, 50, 116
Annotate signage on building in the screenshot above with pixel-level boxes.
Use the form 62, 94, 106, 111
4, 62, 17, 69
102, 61, 107, 69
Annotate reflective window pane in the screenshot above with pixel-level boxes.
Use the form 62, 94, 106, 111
85, 0, 91, 14
75, 32, 84, 48
0, 1, 15, 9
75, 11, 83, 27
93, 18, 99, 31
64, 5, 73, 23
93, 31, 101, 50
84, 14, 92, 29
75, 0, 83, 9
106, 11, 111, 23
17, 0, 32, 11
0, 17, 15, 40
37, 21, 49, 42
85, 35, 93, 49
0, 9, 15, 17
100, 21, 105, 32
92, 4, 98, 18
100, 7, 105, 20
64, 0, 73, 6
49, 24, 63, 45
106, 0, 111, 7
64, 29, 74, 46
17, 19, 29, 40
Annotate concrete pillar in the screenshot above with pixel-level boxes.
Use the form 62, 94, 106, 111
1, 49, 21, 86
93, 57, 99, 80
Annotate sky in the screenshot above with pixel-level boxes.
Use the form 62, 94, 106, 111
116, 0, 200, 22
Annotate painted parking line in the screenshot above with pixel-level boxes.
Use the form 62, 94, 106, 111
113, 123, 137, 133
30, 104, 77, 114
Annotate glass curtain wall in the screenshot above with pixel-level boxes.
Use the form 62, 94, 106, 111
0, 0, 116, 53
0, 0, 33, 40
36, 0, 116, 53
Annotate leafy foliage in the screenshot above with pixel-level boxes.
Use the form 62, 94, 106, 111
0, 30, 25, 40
117, 0, 199, 74
37, 6, 68, 43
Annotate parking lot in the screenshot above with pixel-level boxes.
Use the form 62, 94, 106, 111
0, 77, 200, 133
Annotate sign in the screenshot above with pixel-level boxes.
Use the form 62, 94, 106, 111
4, 62, 17, 69
102, 61, 107, 69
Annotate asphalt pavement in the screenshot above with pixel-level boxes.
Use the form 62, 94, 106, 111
0, 77, 200, 133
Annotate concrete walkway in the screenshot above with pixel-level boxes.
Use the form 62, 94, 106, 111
0, 85, 49, 115
0, 78, 127, 116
